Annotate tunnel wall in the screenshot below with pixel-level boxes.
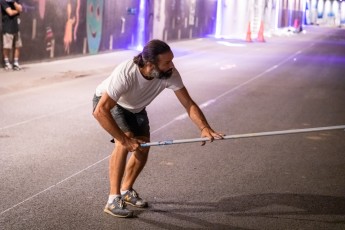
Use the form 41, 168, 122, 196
0, 0, 217, 64
278, 0, 304, 28
214, 0, 306, 40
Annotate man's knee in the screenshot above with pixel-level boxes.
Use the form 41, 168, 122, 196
135, 146, 150, 160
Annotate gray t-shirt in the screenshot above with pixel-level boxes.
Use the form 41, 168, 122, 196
95, 59, 184, 113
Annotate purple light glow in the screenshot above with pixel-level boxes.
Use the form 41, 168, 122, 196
136, 0, 146, 51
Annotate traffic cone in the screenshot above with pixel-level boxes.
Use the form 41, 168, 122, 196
293, 18, 301, 33
257, 21, 265, 42
294, 19, 299, 29
246, 22, 252, 42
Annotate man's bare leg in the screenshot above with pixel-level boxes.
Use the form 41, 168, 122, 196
14, 47, 20, 60
13, 48, 21, 70
121, 136, 150, 190
104, 132, 134, 218
109, 132, 134, 195
3, 48, 9, 59
120, 136, 150, 208
3, 48, 11, 69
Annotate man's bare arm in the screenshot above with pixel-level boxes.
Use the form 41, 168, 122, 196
93, 93, 140, 151
174, 87, 223, 143
14, 1, 23, 12
5, 7, 19, 16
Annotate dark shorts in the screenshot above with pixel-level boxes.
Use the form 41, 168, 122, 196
93, 94, 150, 138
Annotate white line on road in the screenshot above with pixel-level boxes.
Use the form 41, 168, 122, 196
0, 102, 89, 130
0, 49, 306, 216
0, 156, 109, 216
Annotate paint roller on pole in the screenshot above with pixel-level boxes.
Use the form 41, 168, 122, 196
140, 125, 345, 147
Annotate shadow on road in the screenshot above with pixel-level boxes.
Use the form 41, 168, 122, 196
136, 193, 345, 229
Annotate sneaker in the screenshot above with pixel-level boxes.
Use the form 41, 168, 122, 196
4, 63, 12, 70
13, 64, 22, 71
104, 196, 133, 218
122, 189, 148, 208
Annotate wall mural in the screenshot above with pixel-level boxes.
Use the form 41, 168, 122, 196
86, 0, 103, 54
34, 0, 46, 19
5, 0, 336, 65
1, 0, 217, 63
64, 0, 77, 54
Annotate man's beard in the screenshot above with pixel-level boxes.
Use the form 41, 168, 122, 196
150, 67, 173, 79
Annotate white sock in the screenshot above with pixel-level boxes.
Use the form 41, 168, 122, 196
120, 190, 129, 195
4, 58, 10, 64
108, 194, 120, 204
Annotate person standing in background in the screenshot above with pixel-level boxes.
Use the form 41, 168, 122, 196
1, 0, 23, 70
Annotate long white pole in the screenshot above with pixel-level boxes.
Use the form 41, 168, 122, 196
140, 125, 345, 147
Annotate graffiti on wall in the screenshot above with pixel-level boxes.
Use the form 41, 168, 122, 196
64, 0, 80, 54
86, 0, 103, 54
1, 0, 217, 64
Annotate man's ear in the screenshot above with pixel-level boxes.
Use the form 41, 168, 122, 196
145, 61, 155, 71
141, 61, 154, 76
146, 61, 154, 67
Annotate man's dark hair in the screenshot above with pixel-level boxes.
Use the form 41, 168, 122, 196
133, 39, 171, 68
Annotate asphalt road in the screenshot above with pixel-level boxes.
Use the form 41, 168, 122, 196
1, 26, 345, 230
